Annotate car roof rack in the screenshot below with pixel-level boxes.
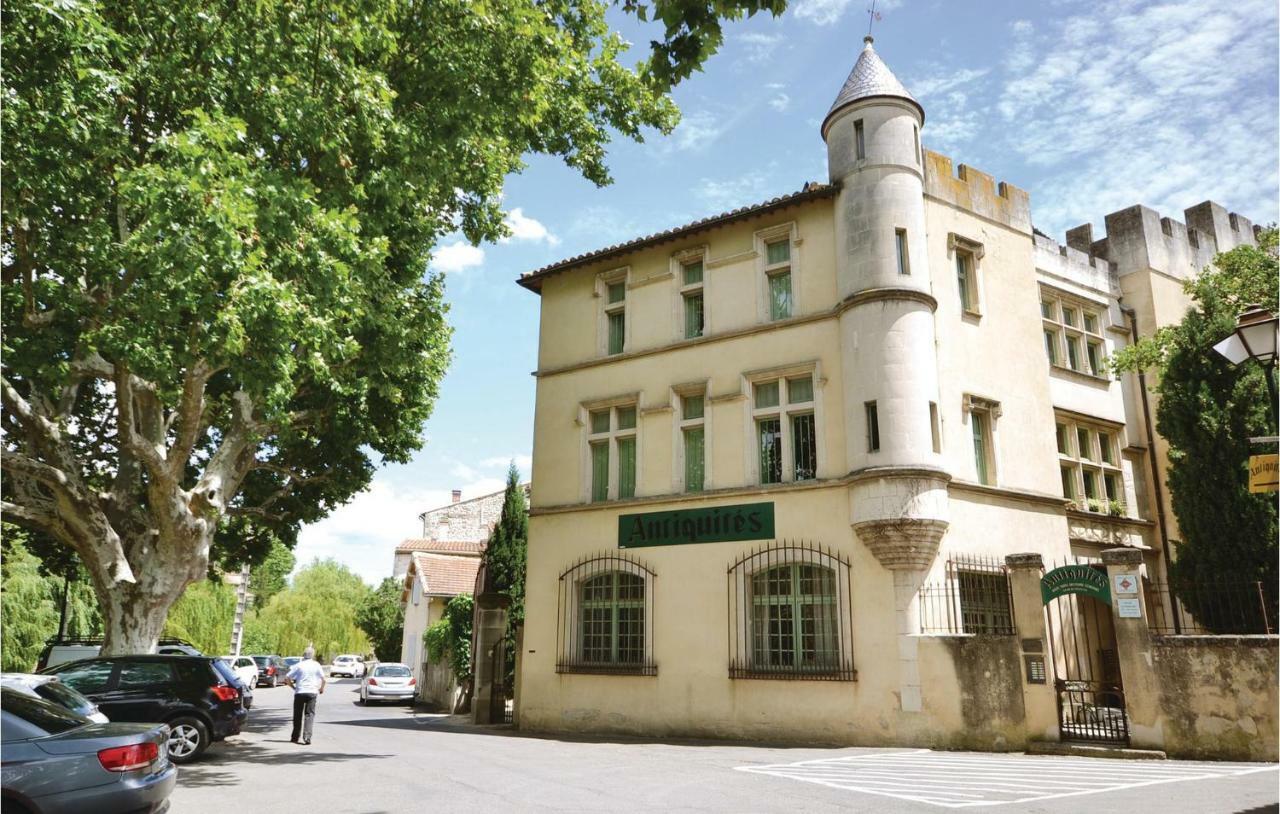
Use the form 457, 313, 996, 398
43, 636, 199, 647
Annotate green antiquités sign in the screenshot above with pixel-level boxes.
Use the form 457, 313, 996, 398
618, 502, 775, 549
1041, 564, 1112, 605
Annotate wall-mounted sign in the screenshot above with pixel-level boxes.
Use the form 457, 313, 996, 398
1248, 454, 1278, 493
1041, 564, 1111, 605
618, 502, 775, 549
1113, 573, 1139, 595
1116, 597, 1142, 619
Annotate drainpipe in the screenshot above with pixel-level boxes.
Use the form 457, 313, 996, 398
1122, 304, 1181, 633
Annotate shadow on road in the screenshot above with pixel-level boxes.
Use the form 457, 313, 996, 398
177, 739, 393, 789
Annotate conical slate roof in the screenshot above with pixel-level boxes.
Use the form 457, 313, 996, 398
822, 36, 923, 136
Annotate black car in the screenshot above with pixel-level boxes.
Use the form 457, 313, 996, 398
248, 655, 288, 688
39, 656, 247, 765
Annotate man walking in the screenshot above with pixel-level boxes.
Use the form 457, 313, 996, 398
285, 646, 326, 745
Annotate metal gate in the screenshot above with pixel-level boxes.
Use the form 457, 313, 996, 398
1044, 581, 1128, 745
487, 638, 513, 725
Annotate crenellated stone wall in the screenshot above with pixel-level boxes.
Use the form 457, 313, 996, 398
923, 150, 1031, 235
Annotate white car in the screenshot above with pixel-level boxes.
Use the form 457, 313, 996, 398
330, 655, 365, 678
0, 673, 109, 723
359, 663, 416, 705
220, 655, 259, 688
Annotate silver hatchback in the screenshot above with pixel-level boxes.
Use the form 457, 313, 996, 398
358, 664, 416, 705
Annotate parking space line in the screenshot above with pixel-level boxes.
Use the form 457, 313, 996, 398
734, 749, 1280, 808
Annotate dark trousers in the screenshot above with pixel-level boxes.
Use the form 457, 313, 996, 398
291, 693, 317, 742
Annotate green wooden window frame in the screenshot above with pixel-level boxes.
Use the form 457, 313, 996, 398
971, 411, 991, 485
749, 564, 839, 672
579, 572, 646, 665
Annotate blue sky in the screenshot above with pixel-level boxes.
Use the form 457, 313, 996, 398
294, 0, 1280, 585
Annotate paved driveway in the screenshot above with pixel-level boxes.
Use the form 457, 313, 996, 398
172, 679, 1279, 813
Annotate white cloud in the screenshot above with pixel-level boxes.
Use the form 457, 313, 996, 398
794, 0, 900, 26
479, 454, 533, 472
993, 0, 1279, 235
740, 32, 783, 63
669, 111, 727, 152
768, 89, 792, 112
430, 241, 485, 274
910, 68, 991, 100
694, 172, 774, 211
502, 208, 561, 246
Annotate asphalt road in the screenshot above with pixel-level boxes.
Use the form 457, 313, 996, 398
171, 678, 1279, 813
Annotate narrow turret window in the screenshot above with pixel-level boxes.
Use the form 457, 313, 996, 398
914, 125, 921, 164
895, 229, 910, 275
865, 402, 880, 452
854, 119, 865, 160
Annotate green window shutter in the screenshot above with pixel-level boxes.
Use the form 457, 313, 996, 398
607, 311, 625, 354
684, 292, 704, 338
1044, 330, 1058, 364
606, 282, 626, 304
590, 410, 610, 434
766, 240, 790, 265
757, 418, 782, 484
753, 381, 779, 409
956, 254, 969, 309
682, 260, 703, 285
617, 436, 636, 499
683, 427, 705, 492
615, 406, 636, 430
590, 442, 609, 502
768, 272, 792, 320
681, 395, 704, 420
1061, 466, 1075, 499
971, 413, 989, 485
787, 376, 813, 403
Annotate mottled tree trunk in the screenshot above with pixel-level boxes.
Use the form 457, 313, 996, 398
96, 530, 211, 655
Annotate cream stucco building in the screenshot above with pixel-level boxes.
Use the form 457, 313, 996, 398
513, 38, 1259, 748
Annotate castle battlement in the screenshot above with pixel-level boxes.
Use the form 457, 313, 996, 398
1066, 201, 1256, 280
923, 149, 1031, 235
1033, 232, 1118, 296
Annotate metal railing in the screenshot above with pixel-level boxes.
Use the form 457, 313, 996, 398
919, 555, 1016, 635
1146, 579, 1277, 635
555, 551, 658, 676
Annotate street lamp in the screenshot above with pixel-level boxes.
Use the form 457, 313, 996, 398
1213, 305, 1278, 423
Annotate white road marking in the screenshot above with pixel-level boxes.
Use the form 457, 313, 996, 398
734, 749, 1279, 808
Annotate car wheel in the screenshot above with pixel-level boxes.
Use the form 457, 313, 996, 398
166, 717, 210, 764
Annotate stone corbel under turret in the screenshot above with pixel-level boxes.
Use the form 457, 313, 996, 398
849, 467, 951, 571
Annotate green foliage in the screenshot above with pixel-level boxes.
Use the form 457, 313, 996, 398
163, 579, 236, 656
249, 542, 296, 610
1, 527, 101, 671
425, 594, 474, 685
482, 465, 529, 619
2, 0, 768, 649
250, 559, 371, 661
356, 577, 405, 662
1113, 229, 1278, 631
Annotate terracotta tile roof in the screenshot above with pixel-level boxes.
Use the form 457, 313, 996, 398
395, 539, 486, 556
516, 183, 839, 291
411, 552, 482, 597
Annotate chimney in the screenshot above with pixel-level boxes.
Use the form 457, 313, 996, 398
451, 489, 462, 504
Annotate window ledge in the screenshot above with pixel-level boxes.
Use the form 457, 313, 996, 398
556, 664, 657, 677
1049, 363, 1112, 386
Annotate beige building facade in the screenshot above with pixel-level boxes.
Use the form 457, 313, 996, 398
514, 38, 1262, 751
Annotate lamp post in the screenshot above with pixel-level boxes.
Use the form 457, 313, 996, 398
1212, 305, 1279, 425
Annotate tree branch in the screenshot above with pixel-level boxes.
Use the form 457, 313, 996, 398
166, 360, 214, 479
113, 363, 169, 483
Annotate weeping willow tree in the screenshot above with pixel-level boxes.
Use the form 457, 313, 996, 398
163, 579, 237, 656
1, 527, 101, 671
251, 559, 371, 661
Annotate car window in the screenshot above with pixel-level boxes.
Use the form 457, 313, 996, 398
237, 658, 255, 669
34, 682, 96, 717
0, 690, 89, 737
54, 661, 115, 694
374, 666, 411, 677
252, 656, 269, 666
176, 659, 219, 685
117, 661, 174, 689
209, 659, 238, 685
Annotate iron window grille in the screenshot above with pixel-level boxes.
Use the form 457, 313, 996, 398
557, 552, 657, 676
919, 555, 1016, 635
728, 540, 855, 681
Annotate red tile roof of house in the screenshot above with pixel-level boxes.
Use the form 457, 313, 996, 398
409, 552, 482, 597
395, 539, 486, 556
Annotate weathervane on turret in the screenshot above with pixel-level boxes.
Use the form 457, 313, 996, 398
866, 0, 882, 40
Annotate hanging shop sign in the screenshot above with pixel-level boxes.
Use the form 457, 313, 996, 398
1248, 454, 1278, 494
618, 502, 775, 549
1041, 564, 1112, 605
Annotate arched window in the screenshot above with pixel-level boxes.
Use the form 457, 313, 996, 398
557, 553, 656, 676
729, 541, 854, 680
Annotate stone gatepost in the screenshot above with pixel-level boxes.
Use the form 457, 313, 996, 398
1100, 547, 1165, 750
471, 592, 510, 725
1004, 553, 1059, 743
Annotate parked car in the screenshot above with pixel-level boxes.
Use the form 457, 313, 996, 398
248, 655, 288, 688
358, 663, 416, 705
219, 656, 258, 689
35, 638, 203, 671
0, 688, 176, 814
329, 655, 365, 679
283, 657, 302, 670
39, 655, 247, 765
0, 674, 108, 724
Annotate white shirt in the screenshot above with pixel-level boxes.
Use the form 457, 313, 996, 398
287, 659, 325, 694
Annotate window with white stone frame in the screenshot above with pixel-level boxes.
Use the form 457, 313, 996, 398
756, 224, 797, 323
1056, 414, 1126, 515
585, 401, 638, 502
949, 233, 984, 317
673, 248, 707, 341
1041, 289, 1108, 378
674, 384, 708, 493
596, 267, 629, 356
750, 369, 818, 485
963, 394, 1000, 486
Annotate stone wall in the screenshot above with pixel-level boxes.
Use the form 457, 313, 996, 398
1151, 635, 1279, 762
420, 484, 529, 541
917, 635, 1027, 751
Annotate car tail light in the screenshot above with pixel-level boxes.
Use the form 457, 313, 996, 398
408, 678, 416, 686
267, 666, 276, 676
211, 685, 239, 702
98, 742, 159, 772
367, 678, 378, 686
